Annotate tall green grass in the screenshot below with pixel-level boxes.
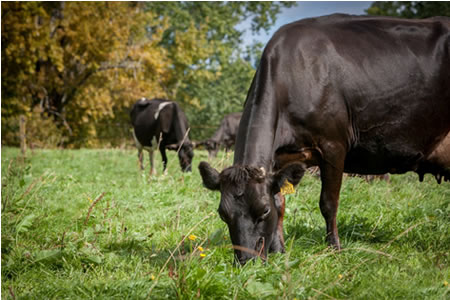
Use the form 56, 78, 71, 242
2, 147, 449, 299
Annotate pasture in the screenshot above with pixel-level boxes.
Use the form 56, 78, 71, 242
1, 147, 449, 299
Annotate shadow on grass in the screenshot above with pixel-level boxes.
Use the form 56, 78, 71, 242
286, 213, 449, 255
104, 230, 232, 268
106, 238, 152, 257
285, 215, 396, 248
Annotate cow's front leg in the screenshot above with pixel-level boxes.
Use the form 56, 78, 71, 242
159, 146, 168, 174
269, 193, 286, 253
319, 150, 345, 250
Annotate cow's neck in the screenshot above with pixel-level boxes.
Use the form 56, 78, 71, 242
172, 105, 189, 143
210, 125, 224, 143
174, 121, 188, 142
234, 94, 278, 170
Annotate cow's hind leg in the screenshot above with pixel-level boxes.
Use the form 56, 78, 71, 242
149, 150, 156, 176
159, 146, 168, 174
319, 147, 345, 250
133, 131, 145, 171
138, 149, 144, 170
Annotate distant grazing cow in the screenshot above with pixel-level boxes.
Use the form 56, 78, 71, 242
130, 98, 194, 173
202, 112, 242, 158
199, 14, 450, 264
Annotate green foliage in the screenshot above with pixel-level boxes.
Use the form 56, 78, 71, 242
2, 2, 294, 147
367, 1, 450, 18
2, 148, 449, 299
145, 2, 294, 141
186, 54, 257, 141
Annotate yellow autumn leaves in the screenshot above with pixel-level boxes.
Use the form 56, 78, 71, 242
1, 2, 216, 147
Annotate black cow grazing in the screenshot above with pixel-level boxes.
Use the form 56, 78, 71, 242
199, 14, 450, 264
131, 98, 194, 173
203, 112, 242, 158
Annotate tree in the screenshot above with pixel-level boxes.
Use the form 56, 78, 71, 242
145, 2, 295, 140
367, 1, 450, 18
1, 1, 295, 147
2, 2, 169, 146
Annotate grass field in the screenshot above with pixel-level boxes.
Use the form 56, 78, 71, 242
1, 147, 449, 299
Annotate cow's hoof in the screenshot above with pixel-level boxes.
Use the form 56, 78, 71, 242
326, 236, 341, 250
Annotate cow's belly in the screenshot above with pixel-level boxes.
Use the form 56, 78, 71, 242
344, 144, 423, 175
344, 126, 450, 175
343, 101, 450, 174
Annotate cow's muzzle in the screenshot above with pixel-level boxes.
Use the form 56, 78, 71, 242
233, 237, 266, 265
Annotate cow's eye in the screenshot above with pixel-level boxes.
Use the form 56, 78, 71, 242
256, 207, 271, 223
218, 210, 228, 223
220, 214, 226, 222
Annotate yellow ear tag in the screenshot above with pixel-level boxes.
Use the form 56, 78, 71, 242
280, 180, 295, 195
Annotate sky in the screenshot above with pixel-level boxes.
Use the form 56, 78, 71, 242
238, 1, 374, 47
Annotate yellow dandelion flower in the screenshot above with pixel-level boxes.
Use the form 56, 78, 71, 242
198, 246, 204, 252
200, 253, 206, 258
151, 274, 155, 280
188, 234, 197, 241
338, 274, 343, 279
444, 280, 448, 286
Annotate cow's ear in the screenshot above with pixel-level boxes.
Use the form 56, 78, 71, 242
199, 161, 220, 190
271, 162, 306, 194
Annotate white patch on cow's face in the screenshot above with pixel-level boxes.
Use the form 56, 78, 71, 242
154, 102, 172, 120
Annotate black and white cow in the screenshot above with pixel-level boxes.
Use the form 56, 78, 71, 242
130, 98, 194, 173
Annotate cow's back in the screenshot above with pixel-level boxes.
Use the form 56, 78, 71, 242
131, 98, 174, 147
268, 15, 450, 174
224, 113, 242, 139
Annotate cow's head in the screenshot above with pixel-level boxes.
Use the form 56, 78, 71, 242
203, 140, 219, 159
167, 142, 194, 172
198, 161, 306, 265
179, 142, 194, 172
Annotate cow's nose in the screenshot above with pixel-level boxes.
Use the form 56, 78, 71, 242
238, 257, 248, 265
235, 252, 256, 265
256, 237, 265, 254
236, 255, 252, 265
